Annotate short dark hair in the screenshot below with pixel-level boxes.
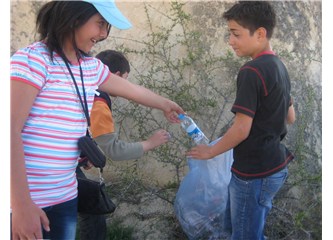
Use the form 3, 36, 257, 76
96, 50, 130, 75
36, 1, 111, 61
223, 1, 276, 39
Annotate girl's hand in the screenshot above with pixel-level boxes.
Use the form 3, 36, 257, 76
11, 201, 50, 240
163, 100, 184, 123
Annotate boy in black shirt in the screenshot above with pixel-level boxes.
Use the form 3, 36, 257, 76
186, 1, 296, 239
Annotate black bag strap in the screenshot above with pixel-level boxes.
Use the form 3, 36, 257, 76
63, 59, 91, 128
95, 90, 112, 111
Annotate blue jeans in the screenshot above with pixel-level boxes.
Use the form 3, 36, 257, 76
42, 197, 78, 240
223, 168, 288, 240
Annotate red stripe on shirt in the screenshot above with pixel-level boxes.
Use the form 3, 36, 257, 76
240, 66, 268, 96
232, 154, 294, 178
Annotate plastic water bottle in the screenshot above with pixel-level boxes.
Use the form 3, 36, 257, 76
178, 114, 209, 145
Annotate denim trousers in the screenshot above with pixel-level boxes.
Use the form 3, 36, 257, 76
223, 167, 288, 240
42, 197, 78, 240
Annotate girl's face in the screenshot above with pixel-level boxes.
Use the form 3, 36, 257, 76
75, 13, 110, 54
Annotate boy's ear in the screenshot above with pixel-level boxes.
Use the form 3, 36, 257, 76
256, 27, 267, 40
115, 71, 121, 76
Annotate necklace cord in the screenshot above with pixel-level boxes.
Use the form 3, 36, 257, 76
62, 58, 91, 128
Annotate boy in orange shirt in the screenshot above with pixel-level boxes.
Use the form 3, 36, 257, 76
78, 50, 171, 240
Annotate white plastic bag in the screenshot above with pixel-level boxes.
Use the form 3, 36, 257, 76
174, 138, 233, 240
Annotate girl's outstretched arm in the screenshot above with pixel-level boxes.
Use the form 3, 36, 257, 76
98, 74, 184, 123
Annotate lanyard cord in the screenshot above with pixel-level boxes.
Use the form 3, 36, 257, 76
63, 59, 91, 128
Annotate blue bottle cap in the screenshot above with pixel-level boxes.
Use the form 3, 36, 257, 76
178, 114, 185, 120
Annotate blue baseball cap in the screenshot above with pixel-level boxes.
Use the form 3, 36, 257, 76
84, 0, 132, 30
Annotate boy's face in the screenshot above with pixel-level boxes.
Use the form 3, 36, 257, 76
120, 72, 129, 80
227, 20, 264, 59
113, 71, 129, 80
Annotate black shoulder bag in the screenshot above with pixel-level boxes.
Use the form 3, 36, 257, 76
63, 59, 116, 214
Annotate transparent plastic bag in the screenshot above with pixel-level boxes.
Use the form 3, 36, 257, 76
174, 138, 233, 240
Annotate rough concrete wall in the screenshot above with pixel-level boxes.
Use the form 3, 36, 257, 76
11, 1, 321, 186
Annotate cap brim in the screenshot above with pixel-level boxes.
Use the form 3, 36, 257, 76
84, 0, 132, 30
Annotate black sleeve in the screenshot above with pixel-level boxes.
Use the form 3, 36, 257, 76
231, 67, 262, 118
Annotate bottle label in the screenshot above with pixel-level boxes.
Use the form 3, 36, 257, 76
186, 125, 204, 142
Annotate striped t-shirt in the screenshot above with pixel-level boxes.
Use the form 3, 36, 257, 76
10, 41, 111, 208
